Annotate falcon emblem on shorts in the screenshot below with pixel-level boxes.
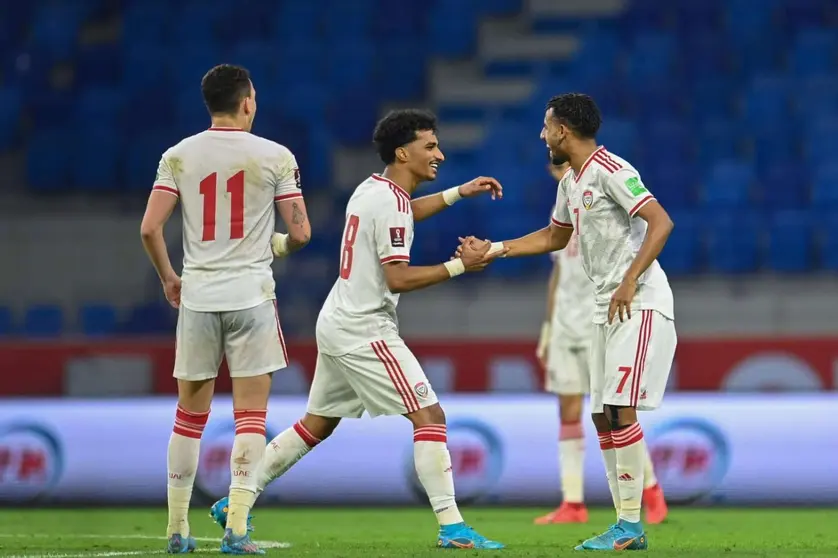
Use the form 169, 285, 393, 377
582, 190, 594, 210
414, 382, 429, 399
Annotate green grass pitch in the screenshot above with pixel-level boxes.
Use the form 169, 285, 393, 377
0, 507, 836, 557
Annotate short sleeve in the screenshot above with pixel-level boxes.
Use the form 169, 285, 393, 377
151, 154, 179, 197
374, 209, 413, 265
604, 168, 656, 218
551, 185, 573, 229
272, 148, 303, 202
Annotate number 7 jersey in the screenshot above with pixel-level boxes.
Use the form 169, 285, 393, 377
152, 127, 303, 312
316, 174, 414, 356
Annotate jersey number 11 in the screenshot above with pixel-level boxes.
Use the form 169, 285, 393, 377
200, 170, 245, 242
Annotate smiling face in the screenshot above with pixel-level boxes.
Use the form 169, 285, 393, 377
541, 107, 569, 165
400, 129, 444, 182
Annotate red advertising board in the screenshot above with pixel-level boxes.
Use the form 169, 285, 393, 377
0, 337, 835, 395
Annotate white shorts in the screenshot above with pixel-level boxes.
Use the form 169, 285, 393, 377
173, 299, 289, 381
307, 337, 438, 418
545, 343, 591, 395
590, 309, 676, 413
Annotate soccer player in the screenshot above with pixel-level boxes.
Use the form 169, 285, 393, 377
209, 109, 507, 549
458, 93, 675, 550
533, 158, 668, 526
140, 64, 310, 555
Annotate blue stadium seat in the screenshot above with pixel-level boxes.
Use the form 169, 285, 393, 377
597, 119, 638, 161
76, 44, 121, 86
428, 0, 478, 57
818, 211, 838, 270
805, 119, 838, 164
168, 42, 221, 92
121, 1, 168, 47
0, 87, 22, 150
373, 39, 426, 101
79, 303, 118, 337
27, 129, 72, 192
743, 76, 791, 133
657, 211, 700, 275
705, 209, 761, 273
811, 164, 838, 207
75, 87, 123, 126
72, 126, 121, 191
702, 160, 754, 207
696, 119, 741, 165
123, 303, 175, 334
759, 162, 808, 208
122, 44, 169, 92
330, 88, 378, 145
795, 76, 838, 123
228, 41, 276, 83
626, 82, 684, 120
125, 131, 172, 191
326, 40, 375, 91
644, 163, 696, 209
626, 33, 677, 81
23, 304, 64, 337
689, 79, 735, 121
322, 0, 375, 38
767, 210, 812, 272
0, 306, 13, 336
274, 43, 326, 87
273, 2, 320, 44
567, 33, 620, 82
682, 33, 730, 79
790, 29, 837, 76
175, 91, 210, 137
373, 0, 426, 39
783, 0, 832, 31
644, 119, 691, 164
29, 4, 82, 60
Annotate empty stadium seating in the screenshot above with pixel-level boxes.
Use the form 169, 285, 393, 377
2, 0, 837, 335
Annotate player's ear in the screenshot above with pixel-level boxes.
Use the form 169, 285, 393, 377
395, 147, 408, 163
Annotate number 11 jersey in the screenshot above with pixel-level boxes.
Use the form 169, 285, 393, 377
152, 127, 302, 312
316, 174, 415, 356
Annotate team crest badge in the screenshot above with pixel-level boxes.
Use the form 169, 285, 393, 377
582, 190, 594, 210
414, 382, 429, 399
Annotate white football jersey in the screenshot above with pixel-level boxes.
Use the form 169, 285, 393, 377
152, 127, 303, 312
549, 173, 595, 346
316, 174, 414, 356
552, 146, 674, 325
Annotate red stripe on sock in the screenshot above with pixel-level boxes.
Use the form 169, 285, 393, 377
293, 420, 321, 447
234, 409, 267, 436
598, 431, 614, 450
173, 406, 210, 439
414, 424, 447, 443
613, 423, 644, 448
560, 421, 583, 440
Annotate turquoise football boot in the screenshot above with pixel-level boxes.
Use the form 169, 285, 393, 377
221, 528, 265, 555
575, 519, 648, 551
166, 533, 196, 554
437, 522, 505, 549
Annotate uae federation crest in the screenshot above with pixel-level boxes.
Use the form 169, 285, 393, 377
582, 190, 594, 210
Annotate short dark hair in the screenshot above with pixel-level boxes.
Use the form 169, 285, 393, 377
201, 64, 252, 115
546, 93, 601, 139
372, 109, 438, 165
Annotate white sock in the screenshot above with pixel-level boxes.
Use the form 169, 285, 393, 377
167, 405, 209, 538
597, 431, 620, 519
227, 409, 267, 536
255, 420, 320, 494
558, 421, 585, 504
613, 423, 645, 524
413, 425, 464, 527
643, 442, 658, 489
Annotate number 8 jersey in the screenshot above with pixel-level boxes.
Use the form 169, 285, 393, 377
316, 174, 414, 356
152, 127, 302, 312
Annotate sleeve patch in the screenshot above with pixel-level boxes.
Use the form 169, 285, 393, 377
624, 176, 648, 196
389, 227, 406, 247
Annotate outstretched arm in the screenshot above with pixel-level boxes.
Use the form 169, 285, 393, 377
411, 176, 503, 222
498, 223, 573, 257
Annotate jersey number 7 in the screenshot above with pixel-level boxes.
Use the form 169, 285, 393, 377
200, 170, 245, 241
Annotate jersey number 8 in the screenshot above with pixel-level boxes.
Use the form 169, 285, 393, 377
339, 214, 360, 280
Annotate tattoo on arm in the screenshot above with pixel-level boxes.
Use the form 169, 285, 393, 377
291, 202, 306, 225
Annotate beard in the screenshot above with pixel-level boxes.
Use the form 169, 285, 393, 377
549, 149, 568, 166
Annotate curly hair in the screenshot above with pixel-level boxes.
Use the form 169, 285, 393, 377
546, 93, 601, 139
372, 109, 438, 165
201, 64, 252, 115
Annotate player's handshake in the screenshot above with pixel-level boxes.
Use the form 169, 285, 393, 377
454, 236, 509, 272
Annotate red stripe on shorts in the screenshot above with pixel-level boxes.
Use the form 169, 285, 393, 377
630, 310, 653, 407
370, 340, 418, 413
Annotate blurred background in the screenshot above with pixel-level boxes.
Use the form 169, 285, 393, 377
0, 0, 836, 508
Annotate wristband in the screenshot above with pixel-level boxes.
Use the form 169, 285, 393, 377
488, 241, 506, 257
443, 258, 465, 277
271, 232, 290, 257
442, 187, 463, 206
